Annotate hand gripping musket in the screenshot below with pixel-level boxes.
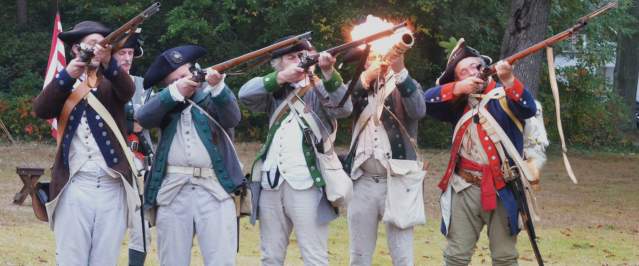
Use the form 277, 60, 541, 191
337, 30, 414, 107
78, 2, 160, 63
299, 21, 412, 107
298, 21, 409, 70
78, 2, 160, 252
78, 2, 160, 88
475, 3, 617, 266
189, 31, 313, 82
186, 34, 312, 253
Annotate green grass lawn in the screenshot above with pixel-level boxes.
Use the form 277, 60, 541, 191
1, 143, 638, 265
1, 216, 638, 265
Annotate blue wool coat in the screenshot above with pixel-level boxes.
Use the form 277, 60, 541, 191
424, 79, 537, 236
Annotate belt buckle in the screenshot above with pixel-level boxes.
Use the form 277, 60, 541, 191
370, 175, 385, 183
193, 168, 202, 178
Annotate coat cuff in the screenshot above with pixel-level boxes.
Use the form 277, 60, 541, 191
394, 68, 409, 84
55, 69, 76, 92
159, 87, 182, 108
211, 86, 232, 105
206, 77, 226, 97
505, 78, 525, 102
397, 72, 417, 97
263, 71, 281, 93
168, 83, 185, 102
440, 82, 459, 102
320, 70, 343, 93
101, 58, 121, 81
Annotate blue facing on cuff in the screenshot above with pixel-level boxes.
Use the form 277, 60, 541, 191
397, 77, 417, 97
55, 69, 76, 92
102, 58, 121, 81
211, 86, 231, 105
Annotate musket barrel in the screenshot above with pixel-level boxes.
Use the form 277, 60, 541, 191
211, 31, 312, 72
299, 21, 409, 69
102, 2, 160, 46
578, 1, 617, 22
326, 21, 408, 56
481, 1, 616, 79
383, 32, 414, 64
77, 2, 160, 63
336, 28, 413, 107
142, 2, 161, 18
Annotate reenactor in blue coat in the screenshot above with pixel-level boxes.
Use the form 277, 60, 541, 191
424, 39, 537, 266
136, 45, 244, 265
32, 20, 137, 265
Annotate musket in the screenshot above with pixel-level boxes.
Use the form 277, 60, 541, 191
190, 31, 313, 82
298, 21, 409, 70
337, 30, 415, 107
78, 2, 161, 62
138, 151, 154, 254
478, 1, 617, 81
338, 44, 371, 108
510, 175, 544, 265
480, 3, 617, 266
136, 81, 158, 255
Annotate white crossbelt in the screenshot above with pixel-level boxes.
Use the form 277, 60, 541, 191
166, 165, 216, 178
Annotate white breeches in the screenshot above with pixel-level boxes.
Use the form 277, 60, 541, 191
156, 183, 237, 266
348, 175, 414, 266
258, 181, 329, 266
53, 171, 127, 266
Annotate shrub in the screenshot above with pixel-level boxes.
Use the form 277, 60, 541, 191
0, 93, 53, 142
538, 66, 635, 150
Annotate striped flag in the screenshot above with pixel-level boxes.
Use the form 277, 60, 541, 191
43, 12, 66, 138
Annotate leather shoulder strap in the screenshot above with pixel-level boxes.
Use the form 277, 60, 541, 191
56, 81, 93, 147
498, 96, 524, 132
86, 93, 142, 190
187, 99, 236, 152
546, 47, 577, 184
383, 106, 422, 162
477, 106, 540, 221
268, 77, 319, 128
349, 101, 373, 151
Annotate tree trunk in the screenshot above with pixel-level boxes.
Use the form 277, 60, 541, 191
16, 0, 27, 26
500, 0, 551, 97
614, 2, 639, 109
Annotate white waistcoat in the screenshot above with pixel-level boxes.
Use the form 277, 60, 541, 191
261, 112, 313, 190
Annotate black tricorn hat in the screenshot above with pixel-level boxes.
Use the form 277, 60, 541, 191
143, 45, 207, 89
58, 21, 111, 45
270, 35, 314, 59
436, 38, 492, 85
121, 32, 143, 58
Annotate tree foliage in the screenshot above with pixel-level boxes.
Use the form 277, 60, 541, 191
0, 0, 636, 150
